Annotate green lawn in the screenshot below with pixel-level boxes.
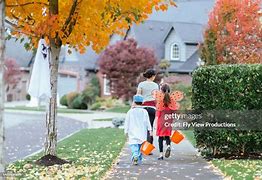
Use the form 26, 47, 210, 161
106, 106, 130, 113
212, 159, 262, 179
6, 128, 125, 179
5, 106, 91, 114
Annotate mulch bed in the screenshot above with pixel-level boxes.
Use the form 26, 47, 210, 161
206, 152, 262, 160
35, 154, 70, 166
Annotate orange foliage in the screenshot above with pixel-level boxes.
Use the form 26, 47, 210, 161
203, 0, 262, 64
6, 0, 176, 52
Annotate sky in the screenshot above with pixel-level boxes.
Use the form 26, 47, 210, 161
149, 0, 215, 25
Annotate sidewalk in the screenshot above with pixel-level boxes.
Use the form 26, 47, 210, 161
106, 138, 224, 180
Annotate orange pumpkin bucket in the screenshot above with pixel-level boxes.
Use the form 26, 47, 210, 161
140, 141, 155, 155
171, 130, 185, 144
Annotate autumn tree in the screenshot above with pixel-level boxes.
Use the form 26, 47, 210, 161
99, 38, 157, 100
201, 0, 262, 64
4, 58, 21, 92
4, 0, 176, 159
158, 59, 171, 77
0, 0, 4, 173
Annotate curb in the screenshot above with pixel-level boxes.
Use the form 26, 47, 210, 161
22, 129, 83, 160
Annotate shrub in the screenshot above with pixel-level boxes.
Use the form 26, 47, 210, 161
60, 94, 68, 106
71, 95, 88, 109
82, 76, 100, 106
102, 98, 114, 108
26, 94, 31, 101
67, 92, 79, 109
90, 75, 100, 95
192, 64, 262, 157
95, 97, 125, 109
90, 102, 102, 110
82, 85, 98, 105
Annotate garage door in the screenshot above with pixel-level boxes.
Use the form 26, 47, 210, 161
58, 74, 77, 98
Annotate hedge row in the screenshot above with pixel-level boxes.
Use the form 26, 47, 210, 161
192, 64, 262, 157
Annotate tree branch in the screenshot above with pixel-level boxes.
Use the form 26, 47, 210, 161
6, 2, 48, 7
61, 0, 79, 38
123, 26, 131, 40
5, 19, 17, 28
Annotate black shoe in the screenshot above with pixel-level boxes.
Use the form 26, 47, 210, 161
158, 156, 164, 160
148, 153, 153, 156
165, 146, 171, 158
133, 157, 138, 165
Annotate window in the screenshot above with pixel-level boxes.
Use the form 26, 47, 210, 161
103, 75, 111, 95
69, 75, 76, 78
60, 74, 68, 78
170, 43, 180, 60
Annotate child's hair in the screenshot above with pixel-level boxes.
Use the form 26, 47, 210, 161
161, 84, 171, 107
143, 69, 156, 79
134, 102, 143, 105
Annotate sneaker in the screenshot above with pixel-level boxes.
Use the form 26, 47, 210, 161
158, 156, 164, 160
133, 157, 138, 165
148, 153, 153, 155
165, 146, 171, 158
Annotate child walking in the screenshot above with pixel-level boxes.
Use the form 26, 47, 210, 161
155, 84, 174, 160
124, 95, 153, 165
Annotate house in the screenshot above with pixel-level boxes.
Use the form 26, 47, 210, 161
124, 21, 204, 72
94, 21, 204, 97
58, 46, 98, 97
5, 0, 215, 101
5, 37, 33, 102
90, 0, 215, 96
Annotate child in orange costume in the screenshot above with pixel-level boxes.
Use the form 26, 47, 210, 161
152, 84, 183, 160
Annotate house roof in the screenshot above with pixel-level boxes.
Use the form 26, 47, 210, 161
75, 47, 99, 70
130, 21, 172, 59
167, 49, 199, 73
149, 0, 215, 25
6, 37, 99, 71
128, 20, 203, 62
163, 22, 204, 43
178, 50, 199, 72
59, 46, 99, 71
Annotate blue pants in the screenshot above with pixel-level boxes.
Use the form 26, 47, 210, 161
130, 144, 142, 164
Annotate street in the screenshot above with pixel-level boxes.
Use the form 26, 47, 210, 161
4, 112, 88, 163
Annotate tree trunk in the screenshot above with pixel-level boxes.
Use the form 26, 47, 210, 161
0, 0, 5, 173
44, 0, 60, 156
44, 43, 60, 155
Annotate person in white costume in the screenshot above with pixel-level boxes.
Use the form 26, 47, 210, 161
124, 95, 153, 165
